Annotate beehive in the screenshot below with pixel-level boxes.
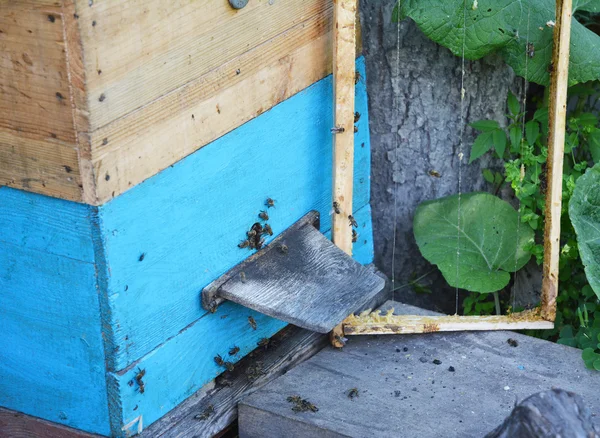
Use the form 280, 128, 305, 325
0, 1, 373, 436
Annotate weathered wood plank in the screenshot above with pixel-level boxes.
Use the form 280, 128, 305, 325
0, 0, 85, 201
0, 407, 100, 438
97, 59, 372, 371
88, 12, 333, 203
542, 0, 572, 322
75, 0, 330, 130
213, 213, 384, 333
0, 241, 110, 436
140, 326, 328, 438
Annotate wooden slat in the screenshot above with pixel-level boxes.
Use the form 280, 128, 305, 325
210, 212, 384, 333
343, 309, 554, 335
0, 0, 83, 201
75, 0, 330, 130
88, 11, 334, 203
541, 0, 572, 322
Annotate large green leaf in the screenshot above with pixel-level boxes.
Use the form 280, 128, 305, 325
394, 0, 600, 86
569, 164, 600, 299
414, 192, 534, 292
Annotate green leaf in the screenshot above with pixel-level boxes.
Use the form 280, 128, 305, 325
413, 192, 534, 293
576, 0, 600, 12
569, 164, 600, 300
398, 0, 600, 86
470, 120, 500, 132
493, 130, 507, 157
509, 126, 522, 152
482, 169, 495, 183
577, 113, 599, 128
469, 132, 494, 163
525, 121, 540, 145
588, 130, 600, 163
507, 92, 520, 117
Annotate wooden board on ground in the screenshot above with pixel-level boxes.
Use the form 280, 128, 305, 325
239, 301, 599, 438
203, 211, 385, 333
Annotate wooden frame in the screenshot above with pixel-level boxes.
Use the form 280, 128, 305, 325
332, 0, 572, 337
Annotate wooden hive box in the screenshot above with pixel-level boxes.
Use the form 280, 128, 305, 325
0, 1, 373, 436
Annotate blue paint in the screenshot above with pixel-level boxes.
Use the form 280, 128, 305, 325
109, 205, 374, 434
0, 193, 110, 436
98, 57, 373, 371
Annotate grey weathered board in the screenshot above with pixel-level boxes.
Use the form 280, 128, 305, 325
239, 301, 600, 438
202, 211, 385, 333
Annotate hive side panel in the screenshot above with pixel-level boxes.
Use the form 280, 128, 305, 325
0, 188, 110, 436
97, 59, 372, 371
108, 203, 374, 435
0, 1, 85, 201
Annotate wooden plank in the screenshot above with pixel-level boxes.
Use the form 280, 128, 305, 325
0, 241, 110, 436
238, 303, 598, 438
213, 212, 384, 333
97, 59, 372, 371
0, 1, 84, 201
75, 0, 330, 130
140, 326, 328, 438
330, 0, 358, 348
88, 11, 333, 203
0, 407, 100, 438
343, 309, 554, 335
541, 0, 572, 322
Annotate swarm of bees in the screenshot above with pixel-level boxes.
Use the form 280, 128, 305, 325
238, 199, 276, 251
287, 395, 319, 413
346, 388, 359, 400
194, 405, 214, 421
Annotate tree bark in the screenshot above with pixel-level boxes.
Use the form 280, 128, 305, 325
360, 0, 520, 312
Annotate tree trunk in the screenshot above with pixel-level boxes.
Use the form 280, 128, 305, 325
360, 0, 520, 313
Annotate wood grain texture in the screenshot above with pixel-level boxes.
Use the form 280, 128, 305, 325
0, 407, 100, 438
97, 59, 372, 371
219, 217, 384, 333
104, 204, 374, 436
542, 0, 572, 322
0, 0, 85, 201
0, 243, 110, 435
140, 326, 328, 438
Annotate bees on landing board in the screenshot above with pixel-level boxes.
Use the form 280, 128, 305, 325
428, 170, 442, 178
527, 42, 535, 58
287, 396, 319, 413
229, 346, 240, 356
346, 388, 359, 400
240, 223, 266, 251
194, 405, 214, 421
259, 210, 269, 221
265, 197, 276, 208
332, 201, 341, 215
278, 244, 288, 255
248, 316, 257, 330
348, 215, 358, 228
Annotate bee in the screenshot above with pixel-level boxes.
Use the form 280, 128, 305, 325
246, 361, 265, 381
507, 338, 519, 347
346, 388, 359, 400
224, 361, 235, 372
208, 301, 218, 313
257, 338, 270, 349
265, 197, 276, 208
229, 346, 240, 356
354, 126, 358, 133
354, 112, 361, 123
278, 244, 288, 255
214, 354, 225, 367
251, 222, 263, 234
238, 239, 251, 249
262, 224, 273, 236
332, 201, 341, 214
348, 215, 358, 228
138, 253, 145, 262
287, 395, 302, 404
240, 271, 247, 283
527, 42, 535, 58
248, 316, 257, 330
548, 62, 554, 73
134, 368, 146, 394
355, 71, 362, 84
331, 126, 345, 134
255, 238, 265, 250
428, 170, 441, 178
352, 229, 358, 243
247, 229, 258, 239
194, 405, 214, 421
259, 210, 269, 221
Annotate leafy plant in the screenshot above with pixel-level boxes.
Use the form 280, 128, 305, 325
413, 192, 534, 292
393, 0, 600, 86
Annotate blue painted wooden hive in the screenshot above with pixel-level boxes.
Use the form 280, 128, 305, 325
0, 1, 374, 436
